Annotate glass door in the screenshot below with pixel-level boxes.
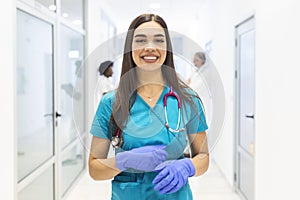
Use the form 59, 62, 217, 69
16, 0, 86, 199
16, 9, 54, 199
59, 24, 85, 197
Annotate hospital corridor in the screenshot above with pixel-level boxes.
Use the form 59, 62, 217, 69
1, 0, 300, 200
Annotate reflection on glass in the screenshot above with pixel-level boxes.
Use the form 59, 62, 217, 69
37, 0, 56, 10
60, 25, 84, 148
20, 0, 56, 12
36, 0, 55, 9
61, 142, 84, 196
17, 10, 54, 181
18, 166, 54, 200
239, 154, 254, 200
61, 0, 84, 28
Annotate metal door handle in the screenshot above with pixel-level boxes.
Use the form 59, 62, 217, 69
245, 115, 254, 119
56, 112, 62, 118
44, 112, 62, 118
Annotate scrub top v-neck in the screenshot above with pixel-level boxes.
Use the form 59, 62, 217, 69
136, 86, 165, 109
90, 85, 208, 151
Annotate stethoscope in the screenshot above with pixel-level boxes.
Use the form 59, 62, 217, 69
111, 86, 185, 148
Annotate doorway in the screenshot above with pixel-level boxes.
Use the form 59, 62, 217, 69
234, 16, 255, 200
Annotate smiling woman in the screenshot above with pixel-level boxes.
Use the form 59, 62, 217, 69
88, 13, 209, 200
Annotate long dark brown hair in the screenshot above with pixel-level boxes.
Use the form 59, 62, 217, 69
109, 14, 201, 147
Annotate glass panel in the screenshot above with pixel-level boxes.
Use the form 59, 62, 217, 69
36, 0, 55, 10
239, 153, 254, 200
18, 166, 54, 200
61, 142, 84, 196
239, 30, 255, 154
60, 24, 85, 148
20, 0, 56, 12
61, 0, 84, 28
17, 10, 54, 181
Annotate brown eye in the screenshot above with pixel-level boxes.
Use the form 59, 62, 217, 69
155, 39, 165, 43
135, 39, 146, 43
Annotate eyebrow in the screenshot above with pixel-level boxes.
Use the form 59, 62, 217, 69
134, 34, 147, 38
154, 34, 165, 37
134, 34, 165, 38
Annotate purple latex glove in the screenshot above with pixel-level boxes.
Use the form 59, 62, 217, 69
152, 158, 195, 194
130, 145, 165, 153
116, 145, 167, 171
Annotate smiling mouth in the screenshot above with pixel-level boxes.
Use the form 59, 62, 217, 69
141, 55, 160, 63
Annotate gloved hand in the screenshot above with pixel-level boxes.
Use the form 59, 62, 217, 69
130, 145, 165, 153
152, 158, 195, 194
116, 145, 167, 172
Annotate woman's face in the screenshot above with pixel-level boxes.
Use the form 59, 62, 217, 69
193, 55, 204, 68
132, 21, 167, 68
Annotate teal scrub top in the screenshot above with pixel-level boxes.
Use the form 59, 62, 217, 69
90, 86, 208, 200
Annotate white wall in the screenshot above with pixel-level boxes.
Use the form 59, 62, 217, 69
86, 0, 115, 54
0, 1, 16, 200
255, 0, 300, 199
86, 0, 117, 135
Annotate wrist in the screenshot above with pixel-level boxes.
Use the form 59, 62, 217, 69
185, 158, 196, 177
190, 153, 210, 176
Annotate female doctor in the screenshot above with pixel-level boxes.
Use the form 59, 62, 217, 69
89, 14, 209, 200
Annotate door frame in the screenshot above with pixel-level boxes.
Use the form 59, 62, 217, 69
234, 15, 255, 200
15, 0, 88, 199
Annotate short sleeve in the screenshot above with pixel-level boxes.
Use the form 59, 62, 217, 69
186, 97, 208, 134
90, 92, 114, 139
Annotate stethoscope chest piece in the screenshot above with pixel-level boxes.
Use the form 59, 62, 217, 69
111, 129, 122, 148
111, 136, 120, 148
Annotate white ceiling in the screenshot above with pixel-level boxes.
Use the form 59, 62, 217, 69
37, 0, 207, 32
101, 0, 207, 33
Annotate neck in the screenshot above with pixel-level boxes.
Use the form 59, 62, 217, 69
137, 83, 164, 96
137, 67, 165, 89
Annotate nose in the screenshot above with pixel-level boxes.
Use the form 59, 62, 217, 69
144, 41, 155, 51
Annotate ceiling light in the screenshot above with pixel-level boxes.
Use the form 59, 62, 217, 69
48, 5, 56, 11
62, 13, 69, 18
68, 50, 79, 59
150, 3, 160, 9
72, 20, 82, 26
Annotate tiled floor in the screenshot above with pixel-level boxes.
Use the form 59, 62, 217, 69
66, 160, 241, 200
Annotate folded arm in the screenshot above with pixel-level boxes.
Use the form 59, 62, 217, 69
89, 136, 168, 180
88, 136, 121, 180
188, 131, 209, 176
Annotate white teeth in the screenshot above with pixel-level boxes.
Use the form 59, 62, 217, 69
143, 56, 157, 60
